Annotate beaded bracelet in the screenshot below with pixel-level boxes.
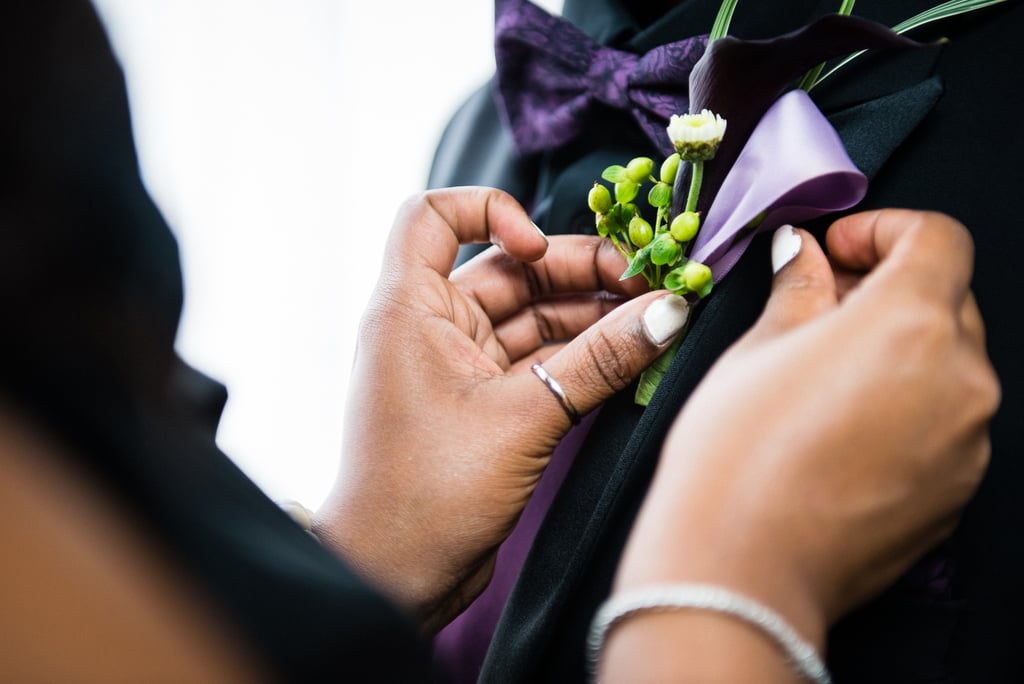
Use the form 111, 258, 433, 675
588, 583, 831, 684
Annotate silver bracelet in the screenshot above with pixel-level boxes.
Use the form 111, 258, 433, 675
588, 583, 831, 684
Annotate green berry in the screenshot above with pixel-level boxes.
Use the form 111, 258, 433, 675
650, 234, 681, 266
625, 156, 655, 184
588, 183, 612, 214
628, 216, 653, 248
614, 180, 639, 204
682, 260, 713, 292
670, 211, 701, 242
660, 153, 681, 184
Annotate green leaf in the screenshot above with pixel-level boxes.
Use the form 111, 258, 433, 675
635, 336, 683, 406
709, 0, 739, 41
890, 0, 1007, 34
811, 0, 1006, 89
648, 182, 672, 208
663, 264, 688, 292
602, 165, 628, 183
697, 280, 714, 298
620, 245, 651, 281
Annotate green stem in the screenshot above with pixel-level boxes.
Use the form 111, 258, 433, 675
709, 0, 740, 41
608, 233, 632, 260
685, 160, 704, 213
811, 0, 1005, 89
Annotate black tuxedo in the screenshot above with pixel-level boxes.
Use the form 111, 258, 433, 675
428, 0, 1024, 681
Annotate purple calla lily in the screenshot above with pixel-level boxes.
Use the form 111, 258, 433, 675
671, 14, 927, 216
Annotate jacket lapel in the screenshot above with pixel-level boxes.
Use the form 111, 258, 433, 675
830, 75, 944, 180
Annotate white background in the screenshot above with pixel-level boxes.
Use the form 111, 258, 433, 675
91, 0, 562, 508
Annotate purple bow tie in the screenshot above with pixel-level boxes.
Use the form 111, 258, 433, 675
494, 0, 706, 156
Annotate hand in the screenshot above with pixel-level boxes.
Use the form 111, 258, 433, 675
603, 210, 999, 680
314, 187, 689, 631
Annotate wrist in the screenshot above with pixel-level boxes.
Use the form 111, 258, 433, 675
311, 497, 460, 634
593, 584, 830, 683
599, 610, 802, 684
615, 473, 829, 654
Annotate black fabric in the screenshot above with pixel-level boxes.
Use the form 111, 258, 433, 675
1, 2, 433, 681
427, 0, 1024, 681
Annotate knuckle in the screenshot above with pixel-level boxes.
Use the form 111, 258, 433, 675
780, 270, 819, 293
972, 436, 992, 481
876, 306, 944, 364
902, 210, 975, 260
901, 297, 958, 348
531, 306, 557, 342
968, 357, 1002, 419
403, 190, 434, 215
581, 330, 633, 393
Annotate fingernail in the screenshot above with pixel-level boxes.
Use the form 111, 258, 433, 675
643, 295, 690, 346
533, 221, 548, 244
772, 224, 801, 274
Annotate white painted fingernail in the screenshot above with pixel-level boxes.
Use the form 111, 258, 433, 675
772, 224, 801, 274
643, 295, 690, 346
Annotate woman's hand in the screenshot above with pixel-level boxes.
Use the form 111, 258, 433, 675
314, 187, 687, 631
603, 210, 999, 681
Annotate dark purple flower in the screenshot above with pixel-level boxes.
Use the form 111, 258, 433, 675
671, 15, 926, 216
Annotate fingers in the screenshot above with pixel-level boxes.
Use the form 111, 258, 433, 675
492, 294, 626, 365
745, 225, 838, 343
522, 291, 691, 424
386, 187, 547, 278
453, 235, 645, 325
825, 209, 974, 308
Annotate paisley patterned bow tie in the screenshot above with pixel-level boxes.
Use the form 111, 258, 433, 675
494, 0, 707, 156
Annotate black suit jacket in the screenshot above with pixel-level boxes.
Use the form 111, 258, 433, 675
428, 0, 1024, 681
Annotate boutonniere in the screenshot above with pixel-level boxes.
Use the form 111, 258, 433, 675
587, 0, 1006, 406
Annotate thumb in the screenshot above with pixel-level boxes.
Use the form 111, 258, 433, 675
747, 225, 838, 343
522, 290, 691, 426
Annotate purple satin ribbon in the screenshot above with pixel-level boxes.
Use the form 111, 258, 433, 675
494, 0, 706, 156
691, 89, 867, 278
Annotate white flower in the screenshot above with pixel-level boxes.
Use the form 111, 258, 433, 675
666, 110, 727, 161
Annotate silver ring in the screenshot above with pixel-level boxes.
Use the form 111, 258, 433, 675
531, 363, 581, 425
